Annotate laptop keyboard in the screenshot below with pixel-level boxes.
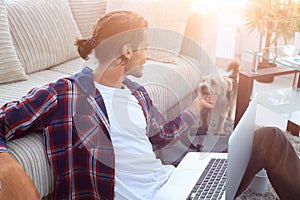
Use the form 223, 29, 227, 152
186, 158, 227, 200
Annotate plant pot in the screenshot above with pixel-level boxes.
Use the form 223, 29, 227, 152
256, 61, 276, 83
248, 169, 269, 195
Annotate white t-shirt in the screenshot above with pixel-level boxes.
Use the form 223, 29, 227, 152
95, 82, 175, 200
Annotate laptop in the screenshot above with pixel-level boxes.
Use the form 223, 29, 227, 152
153, 96, 257, 200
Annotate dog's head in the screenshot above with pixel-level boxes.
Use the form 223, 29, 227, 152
199, 82, 210, 96
199, 74, 228, 97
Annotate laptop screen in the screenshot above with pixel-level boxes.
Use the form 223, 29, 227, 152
226, 96, 257, 199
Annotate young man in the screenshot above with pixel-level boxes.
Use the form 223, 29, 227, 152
0, 10, 212, 200
0, 10, 299, 200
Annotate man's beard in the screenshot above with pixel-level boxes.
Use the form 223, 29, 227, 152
125, 65, 144, 78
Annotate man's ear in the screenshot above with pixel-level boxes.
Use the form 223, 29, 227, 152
122, 43, 133, 60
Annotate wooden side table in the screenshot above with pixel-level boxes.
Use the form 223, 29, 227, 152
234, 65, 299, 136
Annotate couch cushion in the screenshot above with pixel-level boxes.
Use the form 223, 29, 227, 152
129, 58, 202, 120
7, 133, 55, 198
106, 0, 194, 63
0, 0, 27, 84
68, 0, 107, 38
5, 0, 82, 74
49, 56, 93, 75
0, 70, 69, 105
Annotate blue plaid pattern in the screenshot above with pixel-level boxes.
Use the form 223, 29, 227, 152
0, 67, 197, 199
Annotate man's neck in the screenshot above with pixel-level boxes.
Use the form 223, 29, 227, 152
93, 64, 125, 89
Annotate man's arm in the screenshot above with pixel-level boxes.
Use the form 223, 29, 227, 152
127, 79, 213, 147
0, 152, 40, 200
0, 85, 57, 152
147, 86, 213, 148
0, 85, 58, 199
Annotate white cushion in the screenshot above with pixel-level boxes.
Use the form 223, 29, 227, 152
68, 0, 107, 38
129, 58, 202, 120
0, 70, 69, 105
0, 0, 27, 84
49, 57, 86, 75
5, 0, 82, 74
7, 133, 55, 198
106, 0, 194, 63
49, 55, 100, 75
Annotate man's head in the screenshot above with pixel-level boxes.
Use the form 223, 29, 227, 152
75, 10, 149, 78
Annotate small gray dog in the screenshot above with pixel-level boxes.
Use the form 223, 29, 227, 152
199, 58, 240, 135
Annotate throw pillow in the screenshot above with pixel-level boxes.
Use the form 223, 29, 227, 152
106, 0, 194, 63
5, 0, 82, 74
68, 0, 107, 38
0, 0, 27, 84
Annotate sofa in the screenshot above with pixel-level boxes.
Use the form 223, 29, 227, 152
0, 0, 219, 198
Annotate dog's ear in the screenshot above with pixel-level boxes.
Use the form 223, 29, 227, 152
199, 77, 206, 83
210, 76, 221, 87
198, 82, 209, 96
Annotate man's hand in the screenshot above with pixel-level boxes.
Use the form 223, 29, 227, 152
0, 152, 40, 200
189, 83, 217, 116
187, 91, 215, 117
198, 94, 214, 110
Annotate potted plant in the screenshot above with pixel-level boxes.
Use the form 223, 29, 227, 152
243, 0, 296, 82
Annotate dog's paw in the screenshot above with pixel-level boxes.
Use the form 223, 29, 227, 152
213, 129, 230, 136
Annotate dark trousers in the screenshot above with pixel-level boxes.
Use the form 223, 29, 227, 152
236, 127, 300, 200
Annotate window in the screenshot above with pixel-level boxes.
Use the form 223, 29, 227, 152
192, 0, 248, 11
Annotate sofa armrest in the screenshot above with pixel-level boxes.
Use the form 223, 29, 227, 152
180, 11, 202, 57
7, 133, 55, 198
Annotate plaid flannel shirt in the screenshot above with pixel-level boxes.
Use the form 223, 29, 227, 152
0, 67, 196, 199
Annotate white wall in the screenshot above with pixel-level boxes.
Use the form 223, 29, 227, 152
194, 2, 295, 66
